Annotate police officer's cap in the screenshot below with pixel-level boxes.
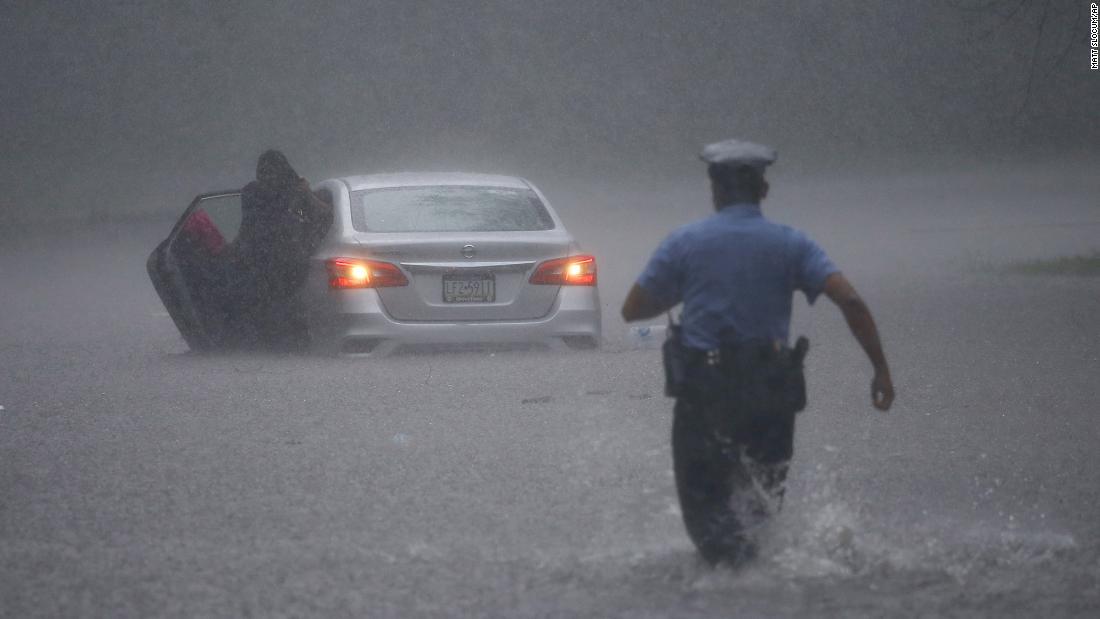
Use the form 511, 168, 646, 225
699, 139, 777, 171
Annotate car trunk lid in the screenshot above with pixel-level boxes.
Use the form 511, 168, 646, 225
351, 231, 571, 321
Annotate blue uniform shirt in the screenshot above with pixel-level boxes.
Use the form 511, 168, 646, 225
637, 203, 838, 350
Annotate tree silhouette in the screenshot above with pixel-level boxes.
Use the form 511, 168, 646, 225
954, 0, 1083, 114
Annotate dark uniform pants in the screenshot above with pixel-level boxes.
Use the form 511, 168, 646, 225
671, 363, 796, 565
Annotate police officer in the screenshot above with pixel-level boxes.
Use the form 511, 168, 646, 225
621, 139, 894, 565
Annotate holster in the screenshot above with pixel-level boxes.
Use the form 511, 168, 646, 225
662, 316, 689, 398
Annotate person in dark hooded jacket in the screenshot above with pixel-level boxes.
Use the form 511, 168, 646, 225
231, 150, 332, 348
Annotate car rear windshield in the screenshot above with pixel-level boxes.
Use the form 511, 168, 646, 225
350, 186, 556, 233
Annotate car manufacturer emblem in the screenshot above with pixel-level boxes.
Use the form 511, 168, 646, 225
461, 244, 476, 259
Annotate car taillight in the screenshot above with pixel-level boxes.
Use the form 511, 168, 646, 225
529, 255, 597, 286
326, 258, 409, 289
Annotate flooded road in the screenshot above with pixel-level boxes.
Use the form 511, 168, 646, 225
2, 169, 1098, 617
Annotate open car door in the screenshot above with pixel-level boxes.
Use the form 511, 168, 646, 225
147, 191, 242, 351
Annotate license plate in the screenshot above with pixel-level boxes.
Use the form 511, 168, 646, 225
442, 272, 495, 303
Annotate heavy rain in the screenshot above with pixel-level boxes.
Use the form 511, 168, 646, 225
1, 1, 1098, 617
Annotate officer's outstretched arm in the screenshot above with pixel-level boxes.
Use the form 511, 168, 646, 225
823, 273, 895, 411
621, 284, 669, 322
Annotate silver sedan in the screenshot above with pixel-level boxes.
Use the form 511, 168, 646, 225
147, 173, 602, 354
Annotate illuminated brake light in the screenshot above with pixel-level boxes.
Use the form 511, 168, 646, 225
529, 255, 597, 286
326, 258, 408, 289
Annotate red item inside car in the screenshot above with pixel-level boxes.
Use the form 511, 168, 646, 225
181, 208, 227, 255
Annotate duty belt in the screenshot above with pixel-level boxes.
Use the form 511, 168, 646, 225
690, 337, 808, 368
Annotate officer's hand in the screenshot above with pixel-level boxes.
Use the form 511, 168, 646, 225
871, 370, 894, 411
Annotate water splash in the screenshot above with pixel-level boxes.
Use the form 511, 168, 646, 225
754, 464, 1078, 585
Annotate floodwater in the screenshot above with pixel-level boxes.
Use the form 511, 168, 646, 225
1, 164, 1098, 617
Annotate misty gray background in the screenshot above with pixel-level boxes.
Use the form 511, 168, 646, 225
1, 0, 1096, 223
